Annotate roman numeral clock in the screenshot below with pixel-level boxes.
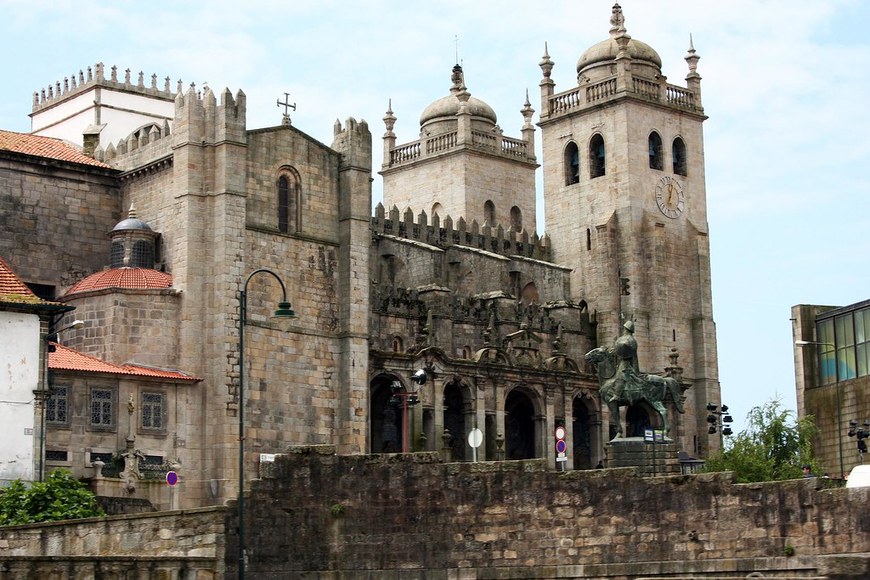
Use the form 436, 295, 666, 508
655, 175, 685, 219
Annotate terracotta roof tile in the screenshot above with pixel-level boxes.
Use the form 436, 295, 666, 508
49, 343, 199, 381
0, 255, 63, 306
64, 268, 173, 295
0, 129, 112, 169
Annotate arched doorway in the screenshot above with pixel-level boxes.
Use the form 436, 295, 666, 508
443, 382, 466, 461
626, 404, 653, 438
370, 375, 404, 453
505, 389, 536, 459
572, 397, 593, 469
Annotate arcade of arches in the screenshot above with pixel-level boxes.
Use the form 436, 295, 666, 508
369, 373, 666, 468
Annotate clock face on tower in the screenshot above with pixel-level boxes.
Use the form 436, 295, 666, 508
654, 176, 685, 219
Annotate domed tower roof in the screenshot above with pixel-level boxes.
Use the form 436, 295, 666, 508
108, 205, 160, 269
576, 3, 662, 80
419, 65, 497, 130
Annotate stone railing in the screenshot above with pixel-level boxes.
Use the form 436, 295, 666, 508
386, 131, 532, 169
372, 203, 550, 261
547, 74, 698, 117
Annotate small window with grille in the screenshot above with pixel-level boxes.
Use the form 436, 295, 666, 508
89, 387, 115, 430
141, 391, 166, 431
46, 385, 70, 427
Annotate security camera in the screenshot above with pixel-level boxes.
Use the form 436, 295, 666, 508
412, 369, 427, 385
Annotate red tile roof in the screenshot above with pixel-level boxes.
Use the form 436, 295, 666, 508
0, 129, 112, 169
49, 343, 199, 382
0, 255, 65, 307
64, 268, 173, 296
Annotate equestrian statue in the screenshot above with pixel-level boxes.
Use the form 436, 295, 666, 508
585, 320, 684, 438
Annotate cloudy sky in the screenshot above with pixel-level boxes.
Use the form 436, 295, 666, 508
1, 0, 868, 433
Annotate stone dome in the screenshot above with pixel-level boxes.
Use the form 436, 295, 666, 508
576, 3, 662, 77
419, 94, 497, 126
576, 36, 662, 74
418, 65, 497, 127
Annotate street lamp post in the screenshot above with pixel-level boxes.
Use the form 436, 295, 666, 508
705, 402, 734, 437
796, 340, 843, 479
847, 419, 869, 464
38, 318, 84, 482
238, 269, 295, 580
388, 370, 426, 453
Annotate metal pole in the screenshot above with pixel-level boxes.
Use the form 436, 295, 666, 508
237, 268, 294, 580
238, 288, 246, 580
836, 378, 844, 479
402, 392, 408, 453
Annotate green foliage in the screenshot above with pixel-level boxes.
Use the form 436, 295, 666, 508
0, 470, 103, 526
702, 399, 819, 483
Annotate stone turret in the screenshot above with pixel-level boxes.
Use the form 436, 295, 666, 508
331, 117, 373, 454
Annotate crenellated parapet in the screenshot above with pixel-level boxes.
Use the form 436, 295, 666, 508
171, 85, 247, 145
97, 120, 172, 168
332, 117, 373, 171
372, 203, 551, 262
32, 63, 180, 113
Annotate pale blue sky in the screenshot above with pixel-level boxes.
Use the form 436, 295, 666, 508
2, 0, 868, 433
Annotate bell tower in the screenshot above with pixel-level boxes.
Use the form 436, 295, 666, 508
538, 3, 719, 454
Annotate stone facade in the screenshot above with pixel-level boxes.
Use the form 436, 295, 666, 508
0, 4, 722, 509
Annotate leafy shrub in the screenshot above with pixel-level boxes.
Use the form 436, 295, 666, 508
0, 470, 103, 526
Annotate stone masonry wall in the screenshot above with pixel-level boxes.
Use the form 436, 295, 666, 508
0, 155, 119, 295
233, 448, 870, 578
0, 507, 226, 578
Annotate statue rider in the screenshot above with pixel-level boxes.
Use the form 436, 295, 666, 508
612, 320, 643, 397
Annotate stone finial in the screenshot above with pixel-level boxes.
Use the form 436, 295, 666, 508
539, 42, 554, 79
383, 99, 396, 135
685, 33, 701, 74
610, 2, 626, 36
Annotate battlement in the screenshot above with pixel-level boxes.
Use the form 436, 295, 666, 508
172, 85, 247, 144
372, 203, 551, 261
31, 63, 180, 113
331, 117, 372, 170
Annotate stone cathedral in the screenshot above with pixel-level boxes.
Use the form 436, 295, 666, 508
0, 4, 719, 509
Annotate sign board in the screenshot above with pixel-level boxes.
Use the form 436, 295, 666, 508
555, 426, 568, 462
467, 428, 483, 449
644, 429, 666, 443
166, 470, 178, 486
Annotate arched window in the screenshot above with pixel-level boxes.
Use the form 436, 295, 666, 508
589, 134, 606, 178
564, 141, 580, 185
510, 206, 523, 232
278, 176, 290, 233
648, 131, 663, 170
277, 168, 300, 234
484, 200, 496, 226
431, 202, 443, 219
673, 137, 687, 176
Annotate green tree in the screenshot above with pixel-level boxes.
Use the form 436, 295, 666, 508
703, 399, 819, 483
0, 470, 103, 526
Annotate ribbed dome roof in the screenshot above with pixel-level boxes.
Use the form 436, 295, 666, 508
111, 205, 152, 232
64, 267, 172, 296
418, 64, 497, 127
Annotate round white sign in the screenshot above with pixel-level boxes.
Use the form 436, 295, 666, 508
467, 428, 483, 448
555, 426, 566, 440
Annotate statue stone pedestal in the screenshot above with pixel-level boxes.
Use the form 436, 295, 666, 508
607, 437, 682, 476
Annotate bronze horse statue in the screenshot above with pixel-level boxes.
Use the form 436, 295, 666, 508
585, 346, 684, 438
